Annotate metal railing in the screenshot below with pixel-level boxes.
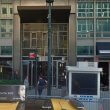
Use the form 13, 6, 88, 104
81, 90, 110, 110
27, 87, 110, 110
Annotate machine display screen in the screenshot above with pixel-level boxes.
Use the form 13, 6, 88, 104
71, 73, 97, 95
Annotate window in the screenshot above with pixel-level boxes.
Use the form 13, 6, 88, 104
77, 19, 94, 38
90, 46, 94, 55
37, 32, 42, 48
77, 19, 93, 32
10, 8, 13, 14
58, 32, 67, 48
31, 33, 37, 48
1, 46, 12, 55
22, 32, 30, 48
96, 19, 110, 37
1, 0, 13, 3
77, 2, 94, 17
22, 23, 68, 56
1, 4, 13, 15
77, 46, 94, 55
96, 2, 110, 17
2, 7, 7, 14
0, 19, 13, 38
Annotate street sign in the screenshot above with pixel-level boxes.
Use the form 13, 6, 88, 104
29, 53, 36, 59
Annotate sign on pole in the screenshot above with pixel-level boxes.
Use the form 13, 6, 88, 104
29, 53, 36, 59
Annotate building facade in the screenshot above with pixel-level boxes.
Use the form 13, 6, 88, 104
0, 0, 110, 90
0, 0, 13, 79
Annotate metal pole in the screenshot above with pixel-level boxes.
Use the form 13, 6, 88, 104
47, 2, 52, 96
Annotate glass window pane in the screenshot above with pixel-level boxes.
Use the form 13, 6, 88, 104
7, 20, 12, 25
1, 26, 6, 32
77, 46, 89, 55
1, 20, 6, 25
10, 8, 13, 14
103, 3, 107, 8
96, 19, 110, 37
90, 46, 94, 55
0, 20, 13, 37
77, 19, 94, 38
32, 39, 36, 47
82, 25, 86, 31
2, 8, 7, 14
98, 3, 102, 8
23, 32, 30, 48
37, 32, 42, 48
1, 33, 12, 38
32, 33, 36, 39
87, 3, 92, 8
1, 46, 12, 55
77, 2, 93, 17
22, 23, 68, 56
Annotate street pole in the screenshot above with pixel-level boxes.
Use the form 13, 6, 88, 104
46, 0, 54, 96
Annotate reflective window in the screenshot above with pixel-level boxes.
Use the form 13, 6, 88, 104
10, 8, 13, 14
77, 2, 94, 17
0, 4, 13, 15
1, 0, 13, 3
22, 23, 68, 56
77, 19, 94, 38
2, 7, 7, 14
37, 32, 42, 48
96, 19, 110, 37
0, 19, 13, 38
22, 32, 30, 48
1, 46, 12, 55
96, 2, 110, 17
77, 46, 94, 55
31, 33, 37, 48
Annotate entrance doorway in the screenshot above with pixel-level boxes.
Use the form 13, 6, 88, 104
56, 61, 66, 88
37, 61, 48, 79
98, 62, 109, 90
22, 61, 48, 87
22, 60, 37, 87
22, 60, 67, 88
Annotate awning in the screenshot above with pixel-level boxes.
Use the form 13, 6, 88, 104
96, 42, 110, 56
17, 6, 71, 23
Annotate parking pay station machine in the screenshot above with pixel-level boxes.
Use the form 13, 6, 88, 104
66, 62, 102, 102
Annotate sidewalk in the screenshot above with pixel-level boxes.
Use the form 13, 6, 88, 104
27, 87, 67, 98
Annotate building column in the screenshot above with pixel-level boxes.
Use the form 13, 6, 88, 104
13, 14, 21, 77
68, 13, 76, 66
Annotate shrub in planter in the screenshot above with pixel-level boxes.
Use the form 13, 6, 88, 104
0, 80, 23, 85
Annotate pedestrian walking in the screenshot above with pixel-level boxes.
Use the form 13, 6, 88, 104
24, 76, 29, 97
37, 76, 47, 97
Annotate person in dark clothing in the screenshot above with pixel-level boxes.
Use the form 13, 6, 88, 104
37, 76, 47, 96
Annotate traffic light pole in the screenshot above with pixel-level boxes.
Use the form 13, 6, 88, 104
47, 2, 52, 96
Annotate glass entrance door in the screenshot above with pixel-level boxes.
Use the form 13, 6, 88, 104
56, 61, 66, 88
22, 60, 37, 87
